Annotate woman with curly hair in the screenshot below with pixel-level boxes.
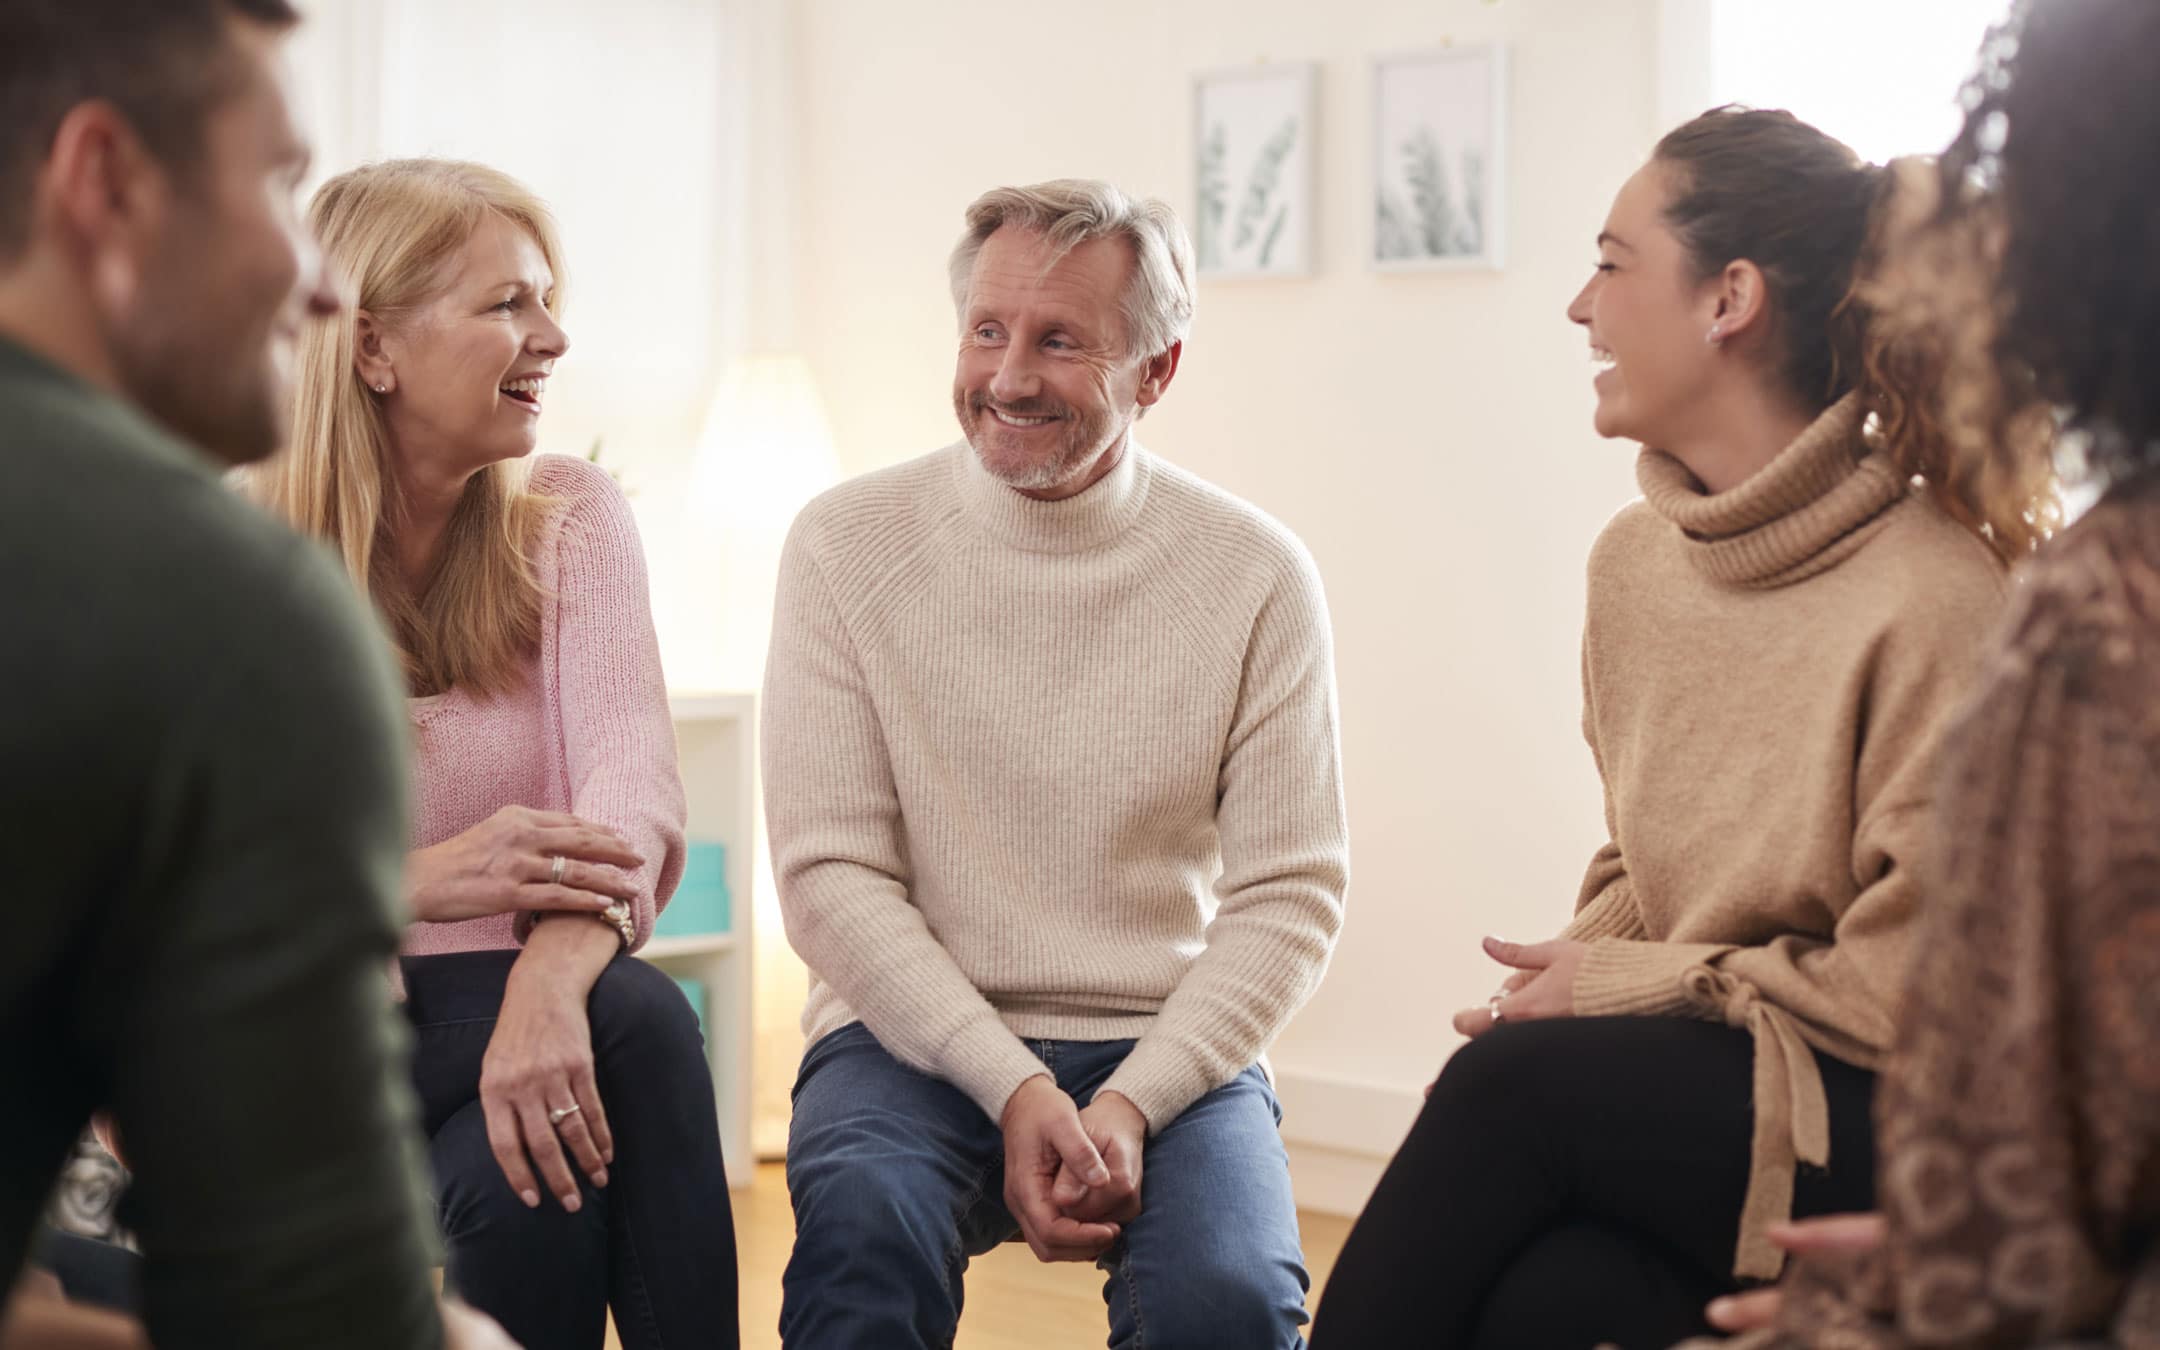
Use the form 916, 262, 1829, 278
1695, 1, 2160, 1346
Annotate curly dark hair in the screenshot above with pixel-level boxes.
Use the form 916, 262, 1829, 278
1936, 0, 2160, 488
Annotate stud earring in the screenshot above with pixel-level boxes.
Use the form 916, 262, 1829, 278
375, 384, 387, 393
1706, 325, 1725, 346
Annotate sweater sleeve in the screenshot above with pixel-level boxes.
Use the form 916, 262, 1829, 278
113, 544, 443, 1350
537, 463, 686, 950
1563, 635, 1652, 948
1561, 856, 1651, 943
1571, 771, 1927, 1048
1099, 548, 1350, 1131
762, 523, 1049, 1122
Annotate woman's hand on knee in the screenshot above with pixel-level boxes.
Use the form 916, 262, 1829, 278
477, 974, 615, 1211
1448, 938, 1588, 1041
407, 806, 643, 925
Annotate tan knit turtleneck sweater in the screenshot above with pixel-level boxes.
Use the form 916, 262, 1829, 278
761, 439, 1349, 1133
1561, 394, 2007, 1278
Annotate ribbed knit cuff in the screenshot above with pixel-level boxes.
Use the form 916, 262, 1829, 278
1097, 1040, 1211, 1135
1561, 883, 1649, 942
1573, 939, 1737, 1019
938, 1014, 1054, 1124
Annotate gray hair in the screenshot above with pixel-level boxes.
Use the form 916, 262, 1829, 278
947, 179, 1197, 360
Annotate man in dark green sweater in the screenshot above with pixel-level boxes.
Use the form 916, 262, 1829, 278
0, 3, 511, 1347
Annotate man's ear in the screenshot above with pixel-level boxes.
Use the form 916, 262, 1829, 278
40, 100, 174, 313
1134, 340, 1183, 411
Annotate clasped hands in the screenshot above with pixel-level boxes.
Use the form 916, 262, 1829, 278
998, 1076, 1148, 1264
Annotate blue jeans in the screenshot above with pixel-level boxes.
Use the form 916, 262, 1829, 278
402, 950, 740, 1350
781, 1022, 1309, 1350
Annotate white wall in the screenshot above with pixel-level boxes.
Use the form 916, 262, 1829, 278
790, 0, 1661, 1209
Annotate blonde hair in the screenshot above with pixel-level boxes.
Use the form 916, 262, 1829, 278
246, 159, 565, 698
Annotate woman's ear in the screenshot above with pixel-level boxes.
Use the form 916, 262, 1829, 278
1708, 259, 1770, 345
353, 310, 395, 394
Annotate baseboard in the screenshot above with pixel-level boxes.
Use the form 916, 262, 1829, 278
1274, 1069, 1424, 1217
1285, 1140, 1389, 1217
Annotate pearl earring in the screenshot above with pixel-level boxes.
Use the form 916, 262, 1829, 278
375, 384, 387, 393
1706, 325, 1725, 346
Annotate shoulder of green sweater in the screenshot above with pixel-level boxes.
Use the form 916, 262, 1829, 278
2, 370, 359, 627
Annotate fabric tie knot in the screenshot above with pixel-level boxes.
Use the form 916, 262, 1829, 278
1684, 965, 1835, 1278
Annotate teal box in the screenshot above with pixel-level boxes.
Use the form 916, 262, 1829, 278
670, 976, 708, 1043
656, 840, 730, 937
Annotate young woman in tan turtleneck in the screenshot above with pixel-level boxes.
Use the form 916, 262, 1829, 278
1311, 108, 2054, 1350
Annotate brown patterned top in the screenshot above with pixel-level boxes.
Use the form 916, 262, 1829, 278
1722, 477, 2160, 1347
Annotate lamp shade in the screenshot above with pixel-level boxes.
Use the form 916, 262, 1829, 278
677, 354, 843, 690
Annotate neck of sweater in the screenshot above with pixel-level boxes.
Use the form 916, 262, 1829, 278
1636, 393, 1905, 587
954, 434, 1151, 553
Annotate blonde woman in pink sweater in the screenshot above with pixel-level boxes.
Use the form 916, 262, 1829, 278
247, 160, 738, 1350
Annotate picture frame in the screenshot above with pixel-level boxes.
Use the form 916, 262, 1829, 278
1372, 44, 1509, 272
1192, 62, 1319, 279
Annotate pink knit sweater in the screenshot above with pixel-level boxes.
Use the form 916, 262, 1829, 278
400, 453, 685, 957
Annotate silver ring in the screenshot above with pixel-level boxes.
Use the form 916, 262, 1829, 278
1488, 995, 1506, 1024
550, 854, 567, 886
549, 1104, 581, 1127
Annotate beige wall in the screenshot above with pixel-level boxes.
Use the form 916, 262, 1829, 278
789, 0, 1663, 1208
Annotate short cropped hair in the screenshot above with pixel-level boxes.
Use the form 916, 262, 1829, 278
0, 0, 301, 258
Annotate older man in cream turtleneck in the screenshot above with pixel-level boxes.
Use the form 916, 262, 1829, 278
760, 178, 1349, 1350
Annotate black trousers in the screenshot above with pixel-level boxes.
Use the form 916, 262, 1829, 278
1309, 1017, 1878, 1350
402, 950, 740, 1350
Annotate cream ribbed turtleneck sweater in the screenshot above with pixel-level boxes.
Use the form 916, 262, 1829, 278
761, 439, 1349, 1133
1562, 394, 2006, 1278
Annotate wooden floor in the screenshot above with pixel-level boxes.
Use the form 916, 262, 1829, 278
609, 1162, 1353, 1349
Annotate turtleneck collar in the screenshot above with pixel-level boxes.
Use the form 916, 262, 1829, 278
953, 433, 1152, 554
1636, 393, 1907, 588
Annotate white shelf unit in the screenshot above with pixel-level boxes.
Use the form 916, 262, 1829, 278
637, 691, 756, 1188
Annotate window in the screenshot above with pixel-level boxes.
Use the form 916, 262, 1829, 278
1708, 0, 2016, 162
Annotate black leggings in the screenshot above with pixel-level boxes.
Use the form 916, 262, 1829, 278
402, 950, 740, 1350
1308, 1017, 1878, 1350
